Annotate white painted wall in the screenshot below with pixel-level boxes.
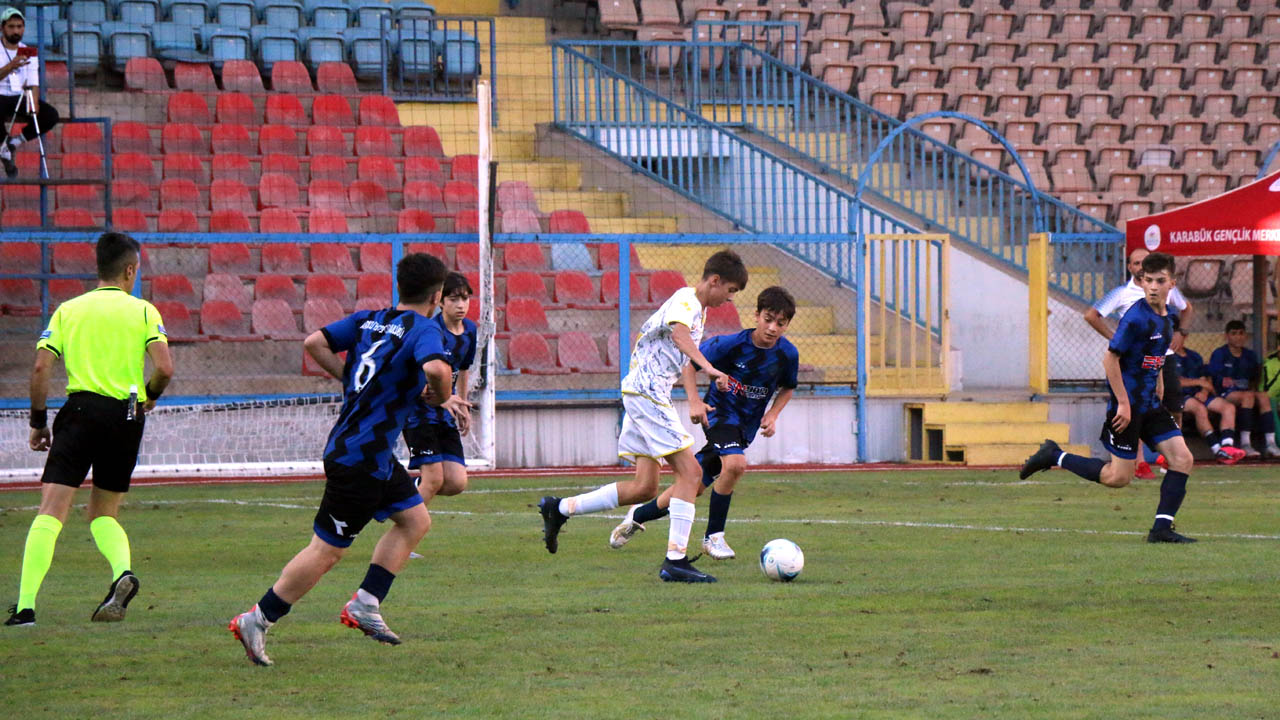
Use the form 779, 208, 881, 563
948, 250, 1030, 388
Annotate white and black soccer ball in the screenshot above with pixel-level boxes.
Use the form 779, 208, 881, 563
759, 538, 804, 582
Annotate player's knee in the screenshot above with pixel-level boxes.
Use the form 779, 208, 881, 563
1168, 448, 1193, 473
720, 455, 747, 479
1099, 465, 1130, 488
439, 473, 468, 496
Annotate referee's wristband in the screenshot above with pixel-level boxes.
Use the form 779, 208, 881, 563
145, 383, 164, 401
29, 408, 47, 429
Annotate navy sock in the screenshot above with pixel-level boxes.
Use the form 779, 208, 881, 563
359, 563, 396, 603
1202, 430, 1218, 448
1239, 407, 1253, 433
258, 587, 291, 623
704, 490, 733, 537
1153, 470, 1189, 531
1060, 453, 1105, 483
631, 498, 668, 524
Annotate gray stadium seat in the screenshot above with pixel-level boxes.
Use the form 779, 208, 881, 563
163, 0, 211, 25
254, 0, 303, 29
51, 21, 102, 74
250, 25, 300, 74
68, 0, 108, 23
299, 27, 345, 72
305, 0, 351, 29
200, 24, 251, 69
151, 22, 209, 63
349, 0, 391, 29
114, 0, 160, 24
213, 0, 253, 28
343, 27, 386, 79
101, 22, 151, 73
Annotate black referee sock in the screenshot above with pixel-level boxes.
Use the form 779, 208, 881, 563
1060, 453, 1105, 483
1153, 470, 1189, 531
631, 498, 668, 525
258, 587, 291, 623
360, 563, 396, 603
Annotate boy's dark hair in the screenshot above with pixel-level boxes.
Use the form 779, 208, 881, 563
1140, 251, 1176, 277
442, 272, 473, 298
95, 231, 141, 280
702, 249, 749, 288
397, 252, 448, 304
756, 286, 796, 320
1225, 319, 1246, 332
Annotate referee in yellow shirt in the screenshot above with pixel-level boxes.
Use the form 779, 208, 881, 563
6, 232, 174, 627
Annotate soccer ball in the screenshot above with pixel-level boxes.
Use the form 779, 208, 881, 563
759, 538, 804, 582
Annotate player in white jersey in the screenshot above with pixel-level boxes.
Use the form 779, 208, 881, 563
1084, 247, 1198, 477
537, 250, 748, 582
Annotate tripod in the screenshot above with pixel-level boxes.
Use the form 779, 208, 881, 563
4, 87, 50, 179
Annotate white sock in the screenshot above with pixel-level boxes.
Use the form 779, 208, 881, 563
667, 497, 695, 561
1211, 441, 1222, 453
1267, 432, 1276, 447
1055, 451, 1066, 467
355, 588, 379, 607
559, 483, 619, 517
8, 136, 22, 148
1221, 436, 1234, 447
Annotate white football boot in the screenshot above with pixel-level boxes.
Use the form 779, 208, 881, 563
701, 532, 736, 560
608, 504, 645, 549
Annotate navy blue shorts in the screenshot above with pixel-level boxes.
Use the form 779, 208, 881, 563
1100, 407, 1182, 460
696, 424, 749, 486
313, 460, 422, 548
403, 422, 466, 469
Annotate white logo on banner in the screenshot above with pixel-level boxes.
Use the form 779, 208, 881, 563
1270, 176, 1280, 192
1144, 224, 1161, 251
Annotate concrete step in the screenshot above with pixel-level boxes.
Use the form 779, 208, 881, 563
492, 16, 549, 41
919, 402, 1048, 424
699, 104, 791, 129
586, 217, 678, 233
787, 334, 858, 365
937, 422, 1072, 446
737, 304, 835, 335
535, 190, 629, 217
497, 161, 581, 190
434, 0, 501, 15
961, 443, 1092, 466
437, 130, 536, 160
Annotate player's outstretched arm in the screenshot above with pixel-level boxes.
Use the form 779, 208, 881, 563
759, 388, 795, 438
670, 323, 730, 391
27, 348, 55, 451
303, 330, 345, 380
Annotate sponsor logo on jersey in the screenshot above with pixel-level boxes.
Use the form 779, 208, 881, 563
1142, 355, 1165, 370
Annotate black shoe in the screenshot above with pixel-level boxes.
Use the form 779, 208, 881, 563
5, 605, 35, 626
91, 571, 139, 622
538, 497, 568, 554
1019, 438, 1062, 480
659, 556, 717, 583
1147, 526, 1197, 544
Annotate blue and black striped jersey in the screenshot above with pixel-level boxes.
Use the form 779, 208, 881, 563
1108, 299, 1173, 414
406, 314, 477, 429
700, 329, 799, 444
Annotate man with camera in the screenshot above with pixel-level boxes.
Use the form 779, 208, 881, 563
0, 6, 60, 179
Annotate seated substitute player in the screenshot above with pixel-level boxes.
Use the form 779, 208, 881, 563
537, 249, 747, 583
1208, 320, 1280, 458
1021, 252, 1199, 544
7, 232, 173, 627
403, 272, 476, 509
609, 286, 801, 560
1173, 344, 1244, 464
229, 253, 469, 666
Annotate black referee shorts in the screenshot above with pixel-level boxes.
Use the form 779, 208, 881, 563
313, 459, 422, 548
41, 392, 145, 493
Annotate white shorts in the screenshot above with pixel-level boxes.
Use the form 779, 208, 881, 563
618, 393, 694, 462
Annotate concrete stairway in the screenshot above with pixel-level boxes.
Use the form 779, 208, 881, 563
905, 401, 1090, 466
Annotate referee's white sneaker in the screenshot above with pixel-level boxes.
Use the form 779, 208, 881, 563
702, 532, 736, 560
608, 505, 645, 549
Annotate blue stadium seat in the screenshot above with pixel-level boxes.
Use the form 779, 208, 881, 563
305, 0, 350, 29
151, 22, 208, 62
396, 26, 433, 79
213, 0, 253, 28
550, 244, 595, 272
101, 22, 151, 73
68, 1, 108, 23
392, 0, 433, 24
51, 22, 102, 74
163, 0, 211, 25
434, 29, 477, 78
349, 0, 390, 29
250, 26, 300, 74
254, 0, 303, 29
343, 27, 385, 80
24, 5, 64, 58
200, 24, 251, 69
299, 27, 345, 72
113, 0, 160, 24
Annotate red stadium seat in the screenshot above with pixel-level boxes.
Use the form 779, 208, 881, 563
209, 243, 254, 273
548, 209, 590, 233
497, 181, 538, 212
403, 126, 444, 157
259, 173, 301, 209
354, 126, 394, 157
112, 180, 154, 212
454, 243, 480, 271
124, 56, 167, 91
403, 181, 445, 213
163, 153, 207, 184
0, 241, 38, 272
210, 209, 252, 233
51, 243, 95, 273
260, 208, 303, 235
271, 61, 313, 94
407, 242, 447, 258
200, 300, 251, 337
309, 155, 351, 184
310, 243, 355, 272
303, 297, 344, 333
357, 156, 399, 190
174, 62, 217, 92
203, 273, 252, 312
162, 123, 207, 154
312, 94, 355, 126
2, 184, 37, 210
443, 181, 477, 213
212, 153, 254, 184
61, 123, 104, 154
504, 297, 549, 332
307, 125, 347, 156
507, 332, 568, 374
596, 243, 642, 270
558, 331, 610, 372
506, 271, 548, 302
261, 153, 303, 183
61, 152, 102, 179
167, 92, 211, 124
261, 241, 305, 271
397, 208, 436, 232
160, 179, 200, 211
53, 209, 94, 229
503, 243, 546, 270
255, 274, 301, 309
348, 180, 390, 216
454, 210, 479, 234
153, 301, 195, 339
404, 157, 444, 185
251, 298, 301, 338
501, 209, 540, 234
258, 125, 300, 155
308, 179, 348, 211
451, 154, 479, 182
210, 179, 253, 213
158, 208, 199, 232
305, 274, 352, 308
0, 278, 38, 314
358, 95, 400, 126
359, 244, 391, 272
647, 270, 686, 302
553, 271, 600, 308
215, 93, 258, 125
50, 277, 89, 304
151, 274, 198, 308
316, 62, 358, 93
222, 60, 265, 93
57, 186, 103, 212
112, 207, 148, 232
1, 209, 41, 227
356, 273, 392, 304
112, 122, 153, 154
266, 94, 308, 125
211, 123, 252, 155
705, 302, 742, 336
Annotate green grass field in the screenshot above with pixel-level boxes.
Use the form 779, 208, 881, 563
2, 466, 1277, 719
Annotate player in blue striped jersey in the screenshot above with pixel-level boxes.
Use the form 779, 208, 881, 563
231, 253, 470, 666
1022, 252, 1199, 543
611, 287, 800, 559
403, 272, 477, 508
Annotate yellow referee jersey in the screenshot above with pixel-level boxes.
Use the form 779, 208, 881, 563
36, 287, 168, 402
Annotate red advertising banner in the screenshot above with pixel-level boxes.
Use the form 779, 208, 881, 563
1125, 170, 1280, 257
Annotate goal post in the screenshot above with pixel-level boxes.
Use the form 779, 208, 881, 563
466, 79, 497, 470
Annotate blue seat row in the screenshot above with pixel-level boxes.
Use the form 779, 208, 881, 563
19, 0, 435, 31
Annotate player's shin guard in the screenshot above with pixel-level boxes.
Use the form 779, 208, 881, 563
704, 490, 732, 537
89, 516, 131, 582
559, 482, 619, 517
17, 515, 62, 611
358, 563, 395, 605
1153, 470, 1188, 531
1059, 453, 1105, 483
666, 498, 695, 561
